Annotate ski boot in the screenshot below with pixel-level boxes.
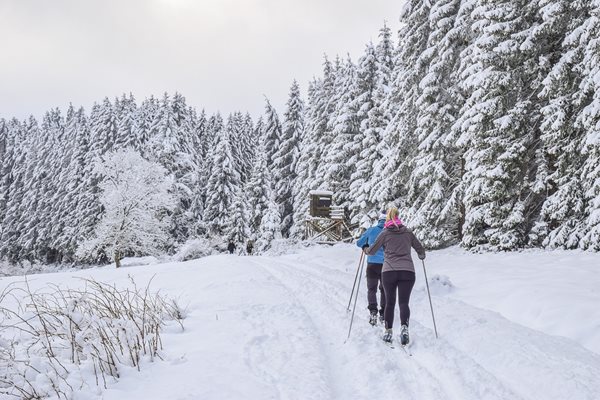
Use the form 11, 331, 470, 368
379, 314, 385, 325
382, 328, 393, 344
400, 324, 409, 346
369, 310, 378, 326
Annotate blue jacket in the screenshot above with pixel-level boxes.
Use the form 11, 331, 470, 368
356, 219, 385, 264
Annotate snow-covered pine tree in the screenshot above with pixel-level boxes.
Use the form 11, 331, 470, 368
240, 112, 256, 181
133, 96, 159, 155
203, 121, 241, 236
115, 93, 138, 148
403, 0, 465, 248
366, 24, 395, 210
73, 104, 109, 261
577, 0, 600, 250
322, 55, 359, 210
2, 117, 40, 262
246, 129, 271, 236
252, 115, 265, 159
146, 93, 199, 241
263, 98, 282, 166
0, 118, 9, 231
190, 108, 208, 167
454, 0, 542, 250
310, 57, 337, 191
56, 106, 93, 261
195, 112, 226, 236
291, 79, 319, 238
256, 185, 282, 253
188, 108, 208, 237
198, 112, 225, 214
88, 98, 118, 155
348, 42, 383, 227
76, 149, 175, 267
0, 119, 28, 262
291, 59, 339, 237
227, 187, 250, 245
372, 0, 433, 212
24, 110, 65, 262
0, 118, 9, 257
47, 105, 80, 261
0, 119, 6, 164
376, 22, 395, 77
363, 25, 396, 211
530, 0, 590, 248
273, 80, 304, 237
314, 56, 342, 184
226, 112, 250, 183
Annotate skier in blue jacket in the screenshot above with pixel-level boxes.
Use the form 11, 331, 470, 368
356, 210, 387, 325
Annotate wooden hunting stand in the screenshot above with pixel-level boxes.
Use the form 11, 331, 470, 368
304, 190, 355, 244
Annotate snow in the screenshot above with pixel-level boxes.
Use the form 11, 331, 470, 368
1, 244, 599, 399
309, 189, 334, 196
430, 247, 600, 354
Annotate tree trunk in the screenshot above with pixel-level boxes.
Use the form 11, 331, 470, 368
114, 251, 121, 268
458, 157, 466, 241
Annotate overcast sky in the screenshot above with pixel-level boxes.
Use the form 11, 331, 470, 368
1, 0, 401, 121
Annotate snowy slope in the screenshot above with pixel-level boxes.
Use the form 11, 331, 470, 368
0, 245, 599, 400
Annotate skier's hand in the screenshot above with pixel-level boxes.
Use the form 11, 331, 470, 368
418, 253, 426, 260
362, 245, 369, 254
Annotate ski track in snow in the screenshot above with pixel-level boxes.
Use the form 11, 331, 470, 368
256, 256, 527, 400
239, 271, 334, 400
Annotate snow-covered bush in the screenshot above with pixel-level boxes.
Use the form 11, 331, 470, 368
119, 255, 161, 267
261, 238, 309, 256
426, 274, 454, 295
0, 277, 185, 399
173, 238, 215, 261
0, 259, 90, 278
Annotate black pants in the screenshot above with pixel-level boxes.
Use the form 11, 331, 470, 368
382, 270, 415, 329
366, 263, 385, 316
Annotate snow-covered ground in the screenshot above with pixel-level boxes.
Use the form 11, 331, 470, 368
1, 244, 599, 399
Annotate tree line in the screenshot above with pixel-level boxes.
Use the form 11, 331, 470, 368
1, 0, 599, 266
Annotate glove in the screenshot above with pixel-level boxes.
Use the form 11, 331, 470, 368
419, 253, 426, 260
362, 244, 369, 250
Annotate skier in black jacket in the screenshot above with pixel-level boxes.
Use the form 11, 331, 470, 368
227, 241, 236, 254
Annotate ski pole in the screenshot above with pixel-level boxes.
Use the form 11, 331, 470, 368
421, 259, 439, 339
346, 252, 366, 341
346, 252, 365, 312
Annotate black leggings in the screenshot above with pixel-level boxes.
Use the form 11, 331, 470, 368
366, 263, 385, 315
382, 270, 415, 329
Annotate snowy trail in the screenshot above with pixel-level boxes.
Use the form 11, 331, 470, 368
2, 246, 599, 400
93, 250, 600, 399
101, 259, 335, 400
256, 256, 526, 400
296, 252, 600, 400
